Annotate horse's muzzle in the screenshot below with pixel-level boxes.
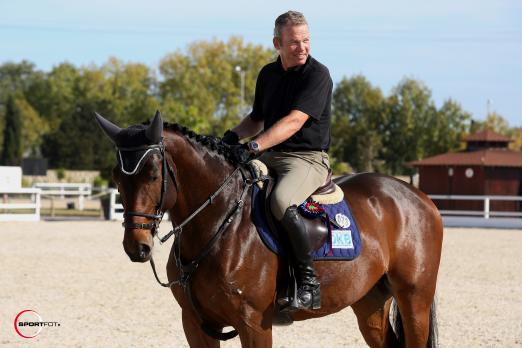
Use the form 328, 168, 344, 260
123, 241, 152, 263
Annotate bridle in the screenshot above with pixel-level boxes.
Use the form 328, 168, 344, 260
117, 139, 253, 287
118, 140, 177, 234
117, 137, 255, 341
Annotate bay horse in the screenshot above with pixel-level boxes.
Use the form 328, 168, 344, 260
95, 111, 443, 348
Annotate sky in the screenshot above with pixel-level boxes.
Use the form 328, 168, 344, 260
1, 0, 521, 126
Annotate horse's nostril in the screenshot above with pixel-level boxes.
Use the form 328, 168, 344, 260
138, 244, 151, 259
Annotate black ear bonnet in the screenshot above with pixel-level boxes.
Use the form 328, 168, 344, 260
115, 125, 163, 175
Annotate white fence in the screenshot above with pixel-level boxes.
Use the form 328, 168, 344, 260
108, 188, 124, 221
107, 189, 169, 222
429, 195, 522, 219
33, 183, 92, 210
0, 188, 41, 221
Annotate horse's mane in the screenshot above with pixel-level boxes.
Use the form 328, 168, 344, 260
163, 122, 237, 164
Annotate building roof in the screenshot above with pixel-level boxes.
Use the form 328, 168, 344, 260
463, 129, 511, 142
409, 149, 522, 167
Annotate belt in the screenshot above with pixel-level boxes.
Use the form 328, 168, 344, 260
270, 148, 327, 153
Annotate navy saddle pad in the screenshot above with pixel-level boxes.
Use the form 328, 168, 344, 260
251, 184, 362, 261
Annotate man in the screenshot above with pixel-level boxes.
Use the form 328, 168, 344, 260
223, 11, 332, 310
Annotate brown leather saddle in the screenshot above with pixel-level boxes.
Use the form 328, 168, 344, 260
261, 169, 334, 254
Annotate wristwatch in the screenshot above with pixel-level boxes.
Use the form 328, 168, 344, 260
247, 140, 260, 154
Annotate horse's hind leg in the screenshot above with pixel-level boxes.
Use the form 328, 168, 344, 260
352, 279, 399, 347
392, 286, 435, 348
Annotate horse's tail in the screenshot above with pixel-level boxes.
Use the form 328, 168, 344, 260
391, 298, 439, 348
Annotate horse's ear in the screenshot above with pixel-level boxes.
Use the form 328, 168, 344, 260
94, 112, 121, 143
145, 110, 163, 144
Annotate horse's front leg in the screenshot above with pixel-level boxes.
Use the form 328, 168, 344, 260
181, 308, 221, 348
237, 321, 273, 348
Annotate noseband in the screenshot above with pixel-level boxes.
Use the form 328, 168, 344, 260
117, 140, 177, 234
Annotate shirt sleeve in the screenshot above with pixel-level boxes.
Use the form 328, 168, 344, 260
291, 67, 332, 120
249, 68, 265, 121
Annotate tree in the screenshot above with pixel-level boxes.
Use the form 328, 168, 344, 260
159, 36, 275, 134
100, 57, 159, 126
331, 75, 386, 172
429, 99, 471, 154
30, 62, 80, 130
15, 97, 49, 156
1, 95, 23, 165
469, 112, 520, 149
41, 100, 114, 178
473, 112, 511, 134
0, 61, 44, 153
382, 78, 438, 174
510, 128, 522, 150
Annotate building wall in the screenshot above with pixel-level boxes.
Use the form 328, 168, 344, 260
485, 167, 521, 211
419, 165, 485, 211
419, 165, 522, 212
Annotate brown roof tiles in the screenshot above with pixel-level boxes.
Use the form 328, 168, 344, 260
463, 129, 511, 142
409, 149, 522, 167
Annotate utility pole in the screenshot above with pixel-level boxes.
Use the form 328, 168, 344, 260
235, 65, 245, 115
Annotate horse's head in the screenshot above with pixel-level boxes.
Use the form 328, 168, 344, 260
95, 111, 176, 263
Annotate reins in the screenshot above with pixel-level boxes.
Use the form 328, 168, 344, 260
149, 166, 251, 288
118, 138, 257, 341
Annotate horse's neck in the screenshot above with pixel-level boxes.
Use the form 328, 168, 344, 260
166, 131, 241, 260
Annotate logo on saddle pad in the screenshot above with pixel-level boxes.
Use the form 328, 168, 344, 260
335, 213, 351, 228
331, 214, 354, 249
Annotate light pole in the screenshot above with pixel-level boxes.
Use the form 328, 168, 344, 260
235, 65, 245, 115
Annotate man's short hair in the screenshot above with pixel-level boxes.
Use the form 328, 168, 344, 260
274, 11, 308, 38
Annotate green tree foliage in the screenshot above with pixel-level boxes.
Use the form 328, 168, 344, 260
0, 61, 44, 151
332, 77, 473, 175
475, 112, 511, 134
159, 36, 274, 134
431, 99, 472, 153
331, 75, 386, 172
32, 63, 80, 130
510, 128, 522, 150
382, 78, 439, 174
41, 58, 158, 178
1, 95, 23, 165
15, 98, 49, 156
0, 61, 40, 98
42, 100, 115, 178
1, 37, 518, 179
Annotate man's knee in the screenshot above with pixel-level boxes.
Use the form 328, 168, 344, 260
270, 194, 289, 221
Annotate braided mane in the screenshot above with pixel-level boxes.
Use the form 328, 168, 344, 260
164, 123, 237, 164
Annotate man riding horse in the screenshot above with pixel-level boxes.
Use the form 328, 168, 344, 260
224, 10, 333, 311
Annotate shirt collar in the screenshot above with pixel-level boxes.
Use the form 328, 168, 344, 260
276, 55, 312, 74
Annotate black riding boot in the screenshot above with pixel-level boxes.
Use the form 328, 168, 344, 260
280, 205, 321, 310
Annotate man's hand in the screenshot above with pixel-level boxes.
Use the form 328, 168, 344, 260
222, 130, 240, 145
228, 144, 251, 164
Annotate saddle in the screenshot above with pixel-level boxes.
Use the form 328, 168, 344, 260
249, 159, 345, 252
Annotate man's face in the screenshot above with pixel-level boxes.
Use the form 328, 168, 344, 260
273, 24, 310, 70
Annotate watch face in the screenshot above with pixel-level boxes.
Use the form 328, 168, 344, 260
249, 141, 259, 152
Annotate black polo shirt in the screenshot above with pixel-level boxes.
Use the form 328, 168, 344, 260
250, 56, 333, 151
